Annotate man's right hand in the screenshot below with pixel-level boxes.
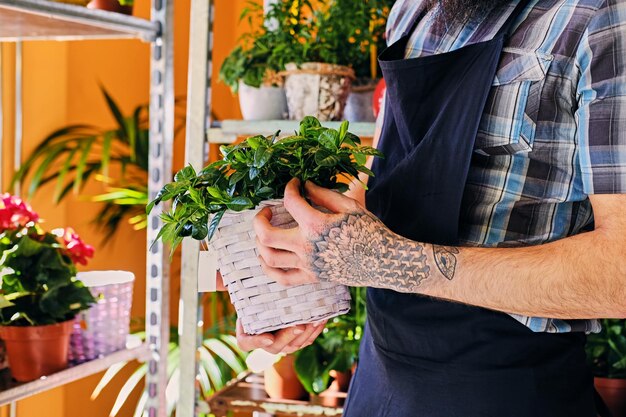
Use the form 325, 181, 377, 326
217, 271, 327, 354
236, 319, 326, 355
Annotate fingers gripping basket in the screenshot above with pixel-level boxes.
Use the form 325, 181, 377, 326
210, 199, 351, 335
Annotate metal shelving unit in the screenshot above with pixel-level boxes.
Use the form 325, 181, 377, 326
0, 1, 173, 416
209, 120, 377, 144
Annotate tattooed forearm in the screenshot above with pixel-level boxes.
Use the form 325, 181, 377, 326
311, 213, 433, 293
433, 245, 459, 280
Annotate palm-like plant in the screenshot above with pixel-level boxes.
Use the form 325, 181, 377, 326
93, 305, 247, 417
12, 87, 186, 240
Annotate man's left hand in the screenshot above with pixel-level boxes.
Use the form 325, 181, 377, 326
253, 178, 369, 287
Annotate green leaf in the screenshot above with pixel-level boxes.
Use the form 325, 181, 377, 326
338, 120, 349, 143
175, 165, 197, 182
315, 151, 340, 167
207, 211, 225, 241
101, 85, 129, 142
225, 197, 254, 211
192, 220, 209, 240
91, 361, 130, 400
294, 344, 330, 394
318, 130, 338, 151
353, 153, 366, 166
254, 146, 272, 168
74, 136, 97, 194
204, 338, 246, 374
109, 363, 148, 416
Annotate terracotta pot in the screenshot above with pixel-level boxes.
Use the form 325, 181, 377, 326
264, 354, 307, 400
595, 377, 626, 417
328, 369, 352, 393
0, 320, 74, 382
87, 0, 133, 15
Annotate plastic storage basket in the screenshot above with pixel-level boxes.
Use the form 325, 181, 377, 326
69, 271, 134, 364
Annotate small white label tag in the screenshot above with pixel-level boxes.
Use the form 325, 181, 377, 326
198, 250, 218, 293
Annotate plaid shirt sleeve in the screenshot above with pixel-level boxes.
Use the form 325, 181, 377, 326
576, 0, 626, 195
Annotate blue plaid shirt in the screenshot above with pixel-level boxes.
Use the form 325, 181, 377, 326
385, 0, 626, 333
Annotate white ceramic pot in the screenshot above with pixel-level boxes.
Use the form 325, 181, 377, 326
238, 81, 288, 120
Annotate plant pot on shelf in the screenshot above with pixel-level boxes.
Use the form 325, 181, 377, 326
238, 81, 288, 121
69, 271, 135, 365
264, 354, 307, 400
0, 320, 74, 382
343, 80, 379, 123
211, 199, 351, 335
87, 0, 133, 15
281, 63, 355, 122
595, 377, 626, 417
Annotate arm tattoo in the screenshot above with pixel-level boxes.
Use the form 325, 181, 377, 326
433, 245, 459, 280
311, 213, 432, 293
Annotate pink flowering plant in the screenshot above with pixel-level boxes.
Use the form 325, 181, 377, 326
0, 194, 95, 326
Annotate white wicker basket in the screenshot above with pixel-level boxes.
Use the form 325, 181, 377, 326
210, 199, 351, 335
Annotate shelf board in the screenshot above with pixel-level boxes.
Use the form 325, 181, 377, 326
0, 0, 159, 42
0, 341, 150, 405
209, 119, 376, 144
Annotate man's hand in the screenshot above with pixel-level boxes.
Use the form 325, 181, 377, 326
253, 178, 381, 286
236, 319, 327, 354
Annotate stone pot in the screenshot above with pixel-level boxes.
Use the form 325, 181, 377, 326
282, 62, 354, 121
87, 0, 133, 15
0, 320, 74, 382
343, 81, 379, 122
595, 377, 626, 417
264, 354, 307, 400
238, 81, 288, 121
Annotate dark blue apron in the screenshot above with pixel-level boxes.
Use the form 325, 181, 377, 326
343, 2, 597, 416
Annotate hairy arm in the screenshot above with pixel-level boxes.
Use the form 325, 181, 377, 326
255, 181, 626, 320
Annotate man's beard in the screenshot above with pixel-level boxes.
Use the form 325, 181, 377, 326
429, 0, 512, 26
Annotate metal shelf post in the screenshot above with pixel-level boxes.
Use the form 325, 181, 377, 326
145, 0, 174, 416
177, 0, 214, 415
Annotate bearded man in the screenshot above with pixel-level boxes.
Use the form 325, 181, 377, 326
234, 0, 626, 415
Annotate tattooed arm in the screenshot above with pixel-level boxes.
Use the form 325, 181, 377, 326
254, 179, 626, 319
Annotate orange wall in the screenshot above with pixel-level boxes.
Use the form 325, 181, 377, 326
0, 0, 253, 415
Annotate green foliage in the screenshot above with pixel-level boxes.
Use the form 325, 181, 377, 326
294, 287, 366, 394
0, 228, 95, 326
93, 308, 247, 417
586, 319, 626, 378
12, 88, 185, 240
148, 117, 383, 253
219, 0, 395, 92
312, 0, 394, 79
219, 0, 317, 93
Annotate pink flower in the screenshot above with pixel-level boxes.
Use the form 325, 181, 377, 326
62, 228, 95, 265
0, 193, 39, 231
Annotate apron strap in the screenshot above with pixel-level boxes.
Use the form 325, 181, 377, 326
594, 387, 614, 417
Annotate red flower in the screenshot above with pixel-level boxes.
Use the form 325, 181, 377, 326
0, 193, 39, 231
62, 228, 95, 265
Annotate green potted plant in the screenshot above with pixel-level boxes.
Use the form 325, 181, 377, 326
335, 0, 395, 122
12, 87, 186, 241
219, 0, 313, 120
92, 313, 248, 417
279, 0, 393, 121
586, 319, 626, 416
148, 117, 382, 336
294, 287, 365, 396
0, 193, 96, 381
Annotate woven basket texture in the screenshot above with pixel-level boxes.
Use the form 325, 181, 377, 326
211, 199, 351, 335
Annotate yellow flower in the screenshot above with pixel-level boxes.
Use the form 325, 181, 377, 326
349, 36, 356, 43
355, 29, 361, 35
290, 17, 298, 25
